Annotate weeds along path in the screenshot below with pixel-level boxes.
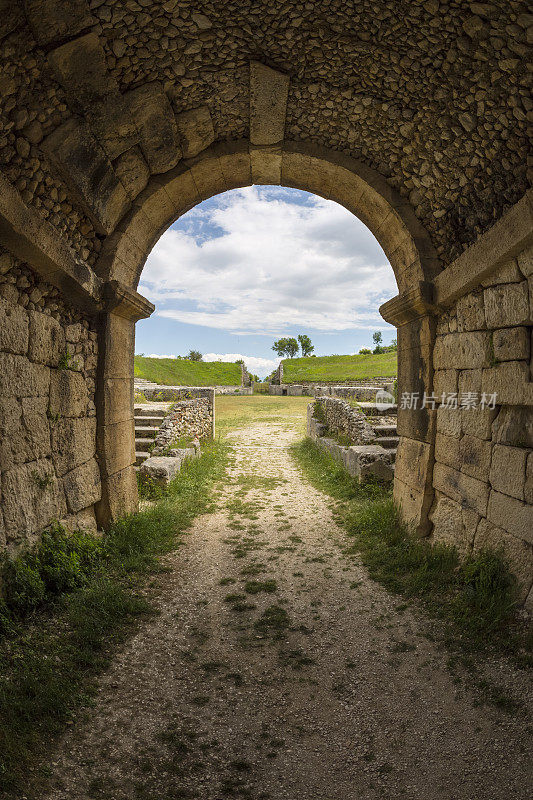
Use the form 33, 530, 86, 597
46, 422, 530, 800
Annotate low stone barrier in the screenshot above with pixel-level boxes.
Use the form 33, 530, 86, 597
307, 402, 394, 483
313, 396, 376, 445
151, 398, 211, 454
135, 381, 251, 397
139, 446, 199, 488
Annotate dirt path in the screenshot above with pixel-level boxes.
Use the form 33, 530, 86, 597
46, 423, 531, 800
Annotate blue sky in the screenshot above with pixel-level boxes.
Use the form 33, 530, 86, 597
136, 186, 397, 377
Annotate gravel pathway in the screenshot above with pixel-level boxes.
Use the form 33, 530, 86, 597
46, 423, 531, 800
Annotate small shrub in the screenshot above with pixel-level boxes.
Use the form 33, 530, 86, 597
2, 553, 46, 614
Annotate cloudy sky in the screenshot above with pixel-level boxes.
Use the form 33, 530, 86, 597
136, 186, 396, 377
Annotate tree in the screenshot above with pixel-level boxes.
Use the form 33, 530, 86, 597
272, 338, 289, 356
297, 334, 314, 357
187, 349, 203, 361
285, 337, 299, 358
358, 348, 372, 355
372, 331, 384, 354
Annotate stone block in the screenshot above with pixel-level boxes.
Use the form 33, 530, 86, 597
287, 385, 303, 396
481, 258, 523, 286
434, 431, 461, 470
96, 464, 138, 527
114, 146, 150, 200
2, 458, 66, 543
28, 310, 66, 367
47, 32, 116, 109
88, 95, 139, 161
24, 0, 93, 47
484, 281, 530, 327
249, 61, 290, 146
481, 361, 533, 406
0, 298, 29, 355
0, 353, 50, 397
175, 106, 215, 158
393, 476, 433, 537
97, 418, 135, 477
63, 458, 101, 514
433, 369, 457, 397
22, 396, 51, 461
395, 436, 434, 492
60, 506, 97, 534
492, 406, 533, 448
517, 243, 533, 278
429, 493, 477, 555
459, 434, 492, 481
126, 82, 181, 174
525, 452, 533, 505
42, 117, 130, 236
489, 443, 528, 500
474, 518, 533, 601
456, 290, 485, 331
51, 416, 96, 476
457, 368, 482, 396
487, 489, 533, 544
432, 462, 489, 516
49, 369, 88, 417
139, 455, 183, 488
436, 406, 461, 438
433, 331, 492, 370
461, 407, 497, 440
250, 147, 282, 184
492, 326, 530, 362
345, 444, 393, 482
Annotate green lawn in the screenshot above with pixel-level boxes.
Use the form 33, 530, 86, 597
134, 356, 242, 386
281, 352, 397, 383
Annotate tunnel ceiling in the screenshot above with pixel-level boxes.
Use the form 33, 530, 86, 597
0, 0, 530, 269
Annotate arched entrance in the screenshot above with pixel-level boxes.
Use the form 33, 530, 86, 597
94, 139, 441, 537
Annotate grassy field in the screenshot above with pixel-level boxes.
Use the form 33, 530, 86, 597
134, 355, 242, 386
216, 394, 310, 437
281, 352, 397, 382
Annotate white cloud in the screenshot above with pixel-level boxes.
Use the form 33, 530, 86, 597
138, 187, 396, 336
203, 352, 280, 377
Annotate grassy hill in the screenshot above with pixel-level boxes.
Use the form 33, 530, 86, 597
281, 351, 397, 383
134, 356, 242, 386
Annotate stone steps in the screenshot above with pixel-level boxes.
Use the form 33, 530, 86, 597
358, 402, 398, 416
372, 424, 397, 437
134, 425, 158, 439
374, 435, 399, 449
134, 414, 165, 427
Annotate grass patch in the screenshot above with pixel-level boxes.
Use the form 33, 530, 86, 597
0, 441, 229, 797
281, 351, 397, 383
291, 437, 531, 667
244, 579, 278, 595
134, 355, 242, 386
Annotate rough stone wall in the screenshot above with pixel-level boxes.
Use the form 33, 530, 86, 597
0, 249, 100, 551
0, 1, 530, 267
430, 244, 533, 601
151, 398, 212, 454
314, 397, 375, 446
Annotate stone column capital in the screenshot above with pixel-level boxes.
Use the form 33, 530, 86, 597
379, 281, 440, 326
102, 279, 154, 321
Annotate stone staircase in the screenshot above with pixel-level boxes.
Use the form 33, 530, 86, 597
134, 404, 168, 467
371, 423, 399, 464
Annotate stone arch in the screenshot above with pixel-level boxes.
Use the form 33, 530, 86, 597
94, 140, 440, 537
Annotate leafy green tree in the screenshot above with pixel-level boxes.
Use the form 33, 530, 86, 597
372, 331, 384, 354
297, 334, 314, 357
272, 338, 289, 356
358, 348, 372, 355
285, 337, 299, 358
187, 349, 203, 361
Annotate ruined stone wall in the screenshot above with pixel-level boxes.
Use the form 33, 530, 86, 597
430, 243, 533, 602
314, 397, 375, 446
0, 249, 99, 551
151, 398, 212, 455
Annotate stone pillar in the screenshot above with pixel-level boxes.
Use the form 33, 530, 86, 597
95, 280, 154, 528
380, 282, 440, 536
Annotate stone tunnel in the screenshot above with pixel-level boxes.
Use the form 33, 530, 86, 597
0, 0, 531, 601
